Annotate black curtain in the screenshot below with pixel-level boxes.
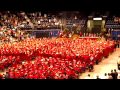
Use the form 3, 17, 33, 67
36, 32, 49, 38
92, 25, 101, 33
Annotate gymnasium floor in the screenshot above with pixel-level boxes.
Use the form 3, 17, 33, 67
79, 48, 120, 79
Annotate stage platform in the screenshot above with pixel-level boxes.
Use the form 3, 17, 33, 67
79, 37, 100, 40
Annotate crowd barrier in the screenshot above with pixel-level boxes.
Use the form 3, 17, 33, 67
79, 37, 99, 40
26, 29, 61, 38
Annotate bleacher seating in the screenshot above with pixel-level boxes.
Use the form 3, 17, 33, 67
26, 12, 61, 30
106, 18, 120, 29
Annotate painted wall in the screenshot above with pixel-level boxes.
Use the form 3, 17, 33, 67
87, 20, 93, 32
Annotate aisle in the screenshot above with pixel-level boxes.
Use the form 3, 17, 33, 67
79, 48, 120, 79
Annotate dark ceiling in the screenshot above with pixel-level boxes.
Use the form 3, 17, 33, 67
0, 0, 120, 12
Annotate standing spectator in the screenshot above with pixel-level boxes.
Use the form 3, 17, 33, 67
2, 74, 5, 79
118, 40, 120, 48
5, 72, 9, 79
116, 40, 119, 48
111, 69, 117, 79
117, 70, 120, 79
114, 40, 117, 49
110, 70, 114, 79
96, 75, 101, 79
114, 69, 118, 79
104, 73, 108, 79
89, 62, 94, 72
117, 56, 120, 70
79, 31, 82, 37
108, 73, 113, 79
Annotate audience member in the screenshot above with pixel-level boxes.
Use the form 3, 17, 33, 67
111, 69, 115, 79
108, 73, 113, 79
117, 57, 120, 70
96, 75, 101, 79
114, 69, 118, 79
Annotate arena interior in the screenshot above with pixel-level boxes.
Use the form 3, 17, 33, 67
0, 1, 120, 79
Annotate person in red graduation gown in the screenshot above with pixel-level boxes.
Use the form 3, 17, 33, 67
0, 74, 3, 79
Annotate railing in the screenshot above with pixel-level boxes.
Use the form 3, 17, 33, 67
25, 29, 61, 38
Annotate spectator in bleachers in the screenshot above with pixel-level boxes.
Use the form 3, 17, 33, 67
26, 12, 61, 30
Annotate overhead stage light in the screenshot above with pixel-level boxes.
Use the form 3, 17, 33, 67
93, 17, 102, 20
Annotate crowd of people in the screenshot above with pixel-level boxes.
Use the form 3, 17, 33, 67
0, 38, 115, 79
26, 12, 61, 30
106, 17, 120, 29
0, 11, 31, 43
0, 26, 29, 43
0, 11, 119, 79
